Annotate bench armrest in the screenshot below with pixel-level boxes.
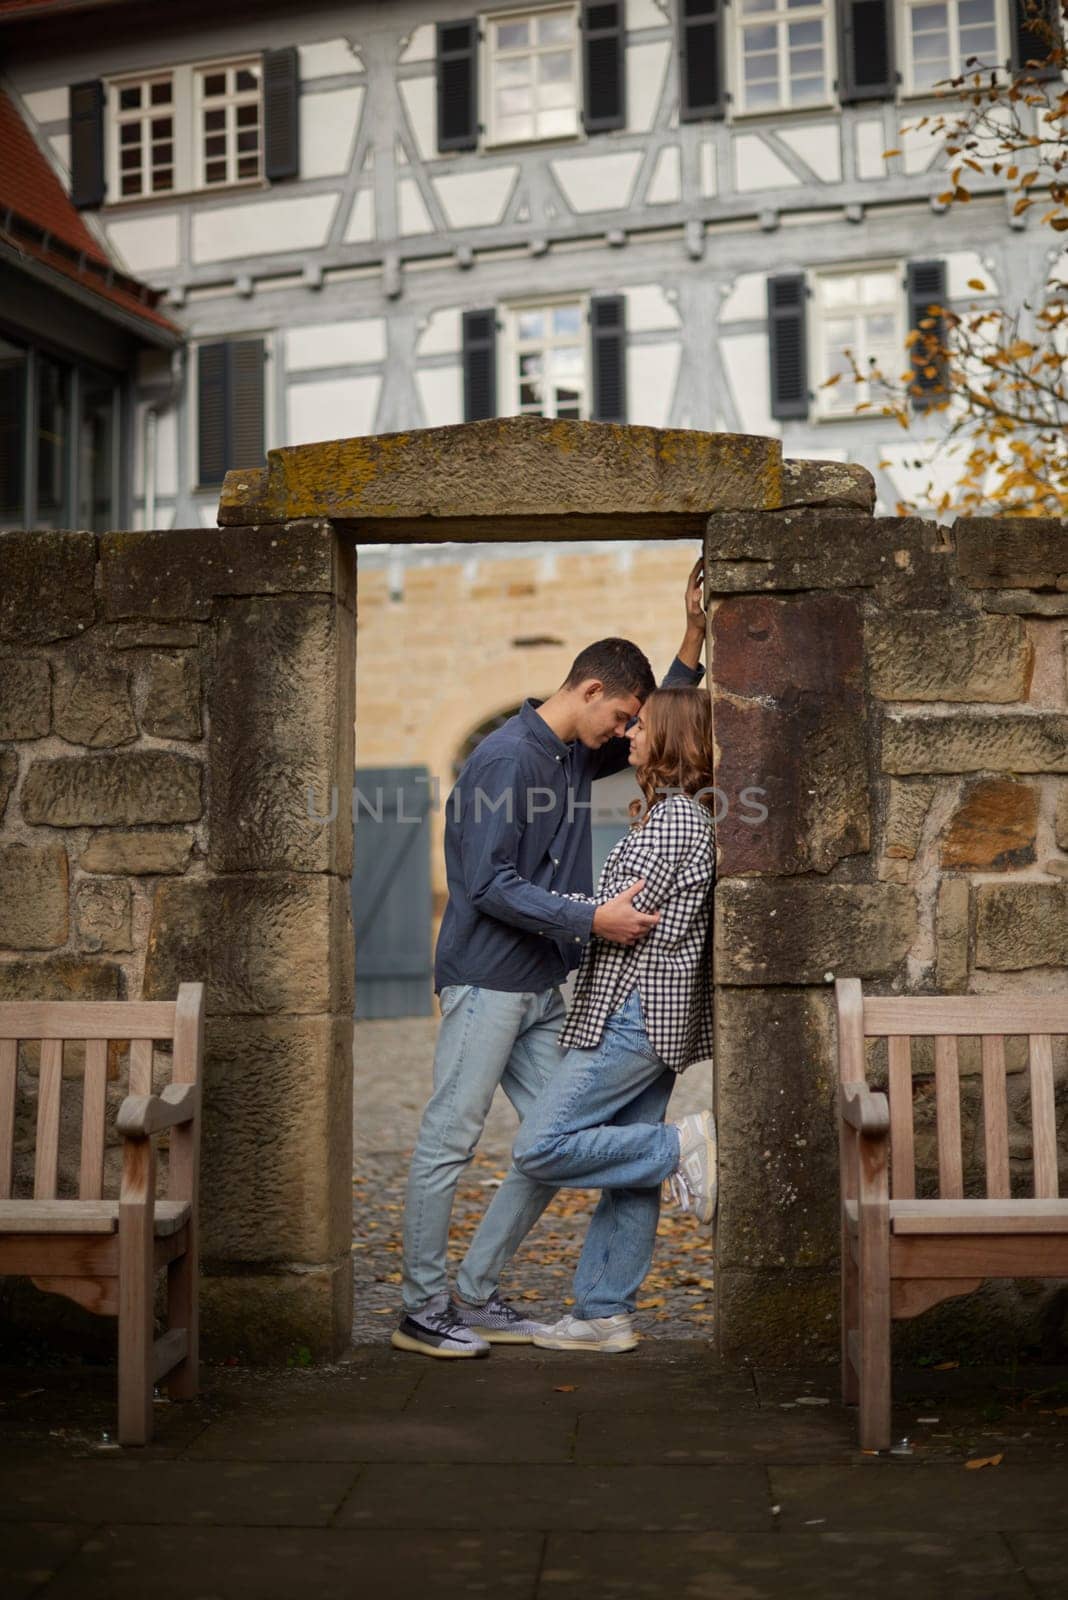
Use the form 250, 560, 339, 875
117, 1083, 198, 1138
838, 1082, 889, 1138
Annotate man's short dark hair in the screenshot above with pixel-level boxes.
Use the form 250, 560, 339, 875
563, 638, 655, 701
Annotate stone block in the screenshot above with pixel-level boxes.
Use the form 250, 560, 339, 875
74, 878, 132, 953
200, 1259, 352, 1361
110, 622, 201, 648
711, 595, 869, 874
142, 651, 202, 739
20, 751, 202, 826
715, 881, 918, 985
1056, 785, 1068, 851
0, 956, 121, 1001
80, 830, 193, 876
0, 656, 51, 738
780, 457, 875, 511
218, 419, 784, 531
53, 663, 136, 748
867, 613, 1032, 702
0, 843, 68, 950
143, 874, 351, 1015
0, 751, 16, 821
0, 529, 96, 642
209, 596, 352, 874
101, 521, 342, 621
982, 592, 1068, 616
956, 517, 1068, 589
935, 878, 970, 992
975, 883, 1068, 969
882, 713, 1068, 774
200, 1014, 352, 1263
716, 1268, 839, 1366
705, 512, 944, 595
940, 778, 1038, 868
714, 987, 838, 1271
884, 779, 935, 859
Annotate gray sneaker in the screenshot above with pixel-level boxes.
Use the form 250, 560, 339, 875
668, 1109, 718, 1224
533, 1313, 638, 1353
391, 1293, 491, 1359
453, 1292, 548, 1344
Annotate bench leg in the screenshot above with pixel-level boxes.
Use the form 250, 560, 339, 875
118, 1142, 155, 1447
857, 1235, 891, 1452
841, 1226, 859, 1406
166, 1222, 199, 1401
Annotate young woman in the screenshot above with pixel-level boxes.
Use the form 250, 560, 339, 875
512, 683, 718, 1353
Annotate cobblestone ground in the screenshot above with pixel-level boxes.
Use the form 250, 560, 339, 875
352, 1018, 717, 1344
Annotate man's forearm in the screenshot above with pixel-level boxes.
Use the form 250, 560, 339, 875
676, 623, 705, 671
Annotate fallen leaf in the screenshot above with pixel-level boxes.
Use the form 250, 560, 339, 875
637, 1296, 666, 1310
554, 1384, 578, 1393
932, 1361, 960, 1370
965, 1453, 1003, 1470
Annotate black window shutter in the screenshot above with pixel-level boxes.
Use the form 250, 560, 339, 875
69, 80, 105, 209
679, 0, 725, 122
1010, 0, 1062, 78
837, 0, 896, 102
767, 275, 809, 421
591, 295, 627, 423
462, 310, 497, 421
198, 340, 265, 486
264, 47, 300, 181
437, 20, 479, 152
582, 1, 626, 133
906, 259, 947, 412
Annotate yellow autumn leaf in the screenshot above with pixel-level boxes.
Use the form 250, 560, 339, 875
965, 1453, 1004, 1470
554, 1384, 578, 1393
882, 147, 901, 157
932, 1360, 960, 1370
637, 1296, 666, 1310
967, 278, 987, 290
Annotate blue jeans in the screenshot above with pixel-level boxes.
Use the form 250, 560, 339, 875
484, 989, 680, 1318
401, 984, 566, 1312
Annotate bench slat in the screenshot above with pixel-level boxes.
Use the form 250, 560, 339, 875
888, 1035, 915, 1199
864, 997, 1068, 1035
0, 1038, 15, 1199
935, 1035, 963, 1199
79, 1038, 109, 1201
33, 1039, 63, 1200
129, 1037, 154, 1098
1030, 1034, 1059, 1200
0, 1002, 177, 1040
0, 1199, 190, 1236
981, 1035, 1010, 1200
892, 1198, 1068, 1233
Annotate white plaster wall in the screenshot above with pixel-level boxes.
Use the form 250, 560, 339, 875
287, 375, 381, 444
416, 307, 462, 356
902, 121, 943, 176
625, 40, 670, 134
779, 123, 841, 184
287, 317, 386, 370
399, 77, 437, 163
48, 133, 70, 177
192, 194, 337, 263
947, 251, 1000, 298
732, 135, 802, 192
300, 86, 364, 179
416, 365, 463, 427
720, 271, 767, 322
627, 0, 668, 26
399, 24, 436, 64
133, 399, 179, 500
552, 151, 642, 212
627, 342, 681, 427
721, 332, 779, 436
107, 213, 180, 274
432, 167, 518, 229
700, 141, 717, 197
398, 177, 434, 234
21, 85, 67, 123
623, 283, 680, 331
344, 188, 375, 243
299, 38, 362, 77
646, 144, 681, 204
855, 119, 889, 181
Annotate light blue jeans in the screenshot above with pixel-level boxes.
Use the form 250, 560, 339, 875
481, 988, 681, 1319
401, 983, 566, 1312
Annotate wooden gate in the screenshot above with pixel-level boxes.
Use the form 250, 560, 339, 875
352, 765, 433, 1019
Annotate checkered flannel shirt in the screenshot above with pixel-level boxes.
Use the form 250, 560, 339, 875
558, 793, 716, 1074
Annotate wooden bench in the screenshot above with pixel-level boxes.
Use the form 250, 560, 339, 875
835, 978, 1068, 1451
0, 983, 204, 1446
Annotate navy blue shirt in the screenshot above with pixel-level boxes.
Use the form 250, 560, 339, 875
434, 656, 705, 994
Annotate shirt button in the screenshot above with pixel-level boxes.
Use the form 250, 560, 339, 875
574, 936, 581, 943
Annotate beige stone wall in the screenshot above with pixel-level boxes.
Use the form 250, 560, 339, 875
0, 523, 355, 1361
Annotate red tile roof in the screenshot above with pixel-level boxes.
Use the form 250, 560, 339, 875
0, 88, 179, 340
0, 0, 133, 17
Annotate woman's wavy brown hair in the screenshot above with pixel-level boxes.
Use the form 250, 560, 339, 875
629, 686, 715, 827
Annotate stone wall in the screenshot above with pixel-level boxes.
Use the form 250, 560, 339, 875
709, 513, 1068, 1366
0, 523, 355, 1360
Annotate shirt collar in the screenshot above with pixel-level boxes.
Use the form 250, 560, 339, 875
519, 698, 571, 762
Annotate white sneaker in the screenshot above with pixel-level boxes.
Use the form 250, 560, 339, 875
532, 1313, 638, 1354
668, 1109, 717, 1224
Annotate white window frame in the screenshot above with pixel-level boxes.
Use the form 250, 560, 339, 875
732, 0, 836, 117
195, 59, 264, 190
501, 296, 590, 420
106, 55, 265, 205
810, 263, 905, 421
109, 69, 177, 202
482, 1, 583, 150
900, 0, 1008, 97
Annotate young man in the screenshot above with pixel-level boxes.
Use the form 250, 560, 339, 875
392, 560, 707, 1359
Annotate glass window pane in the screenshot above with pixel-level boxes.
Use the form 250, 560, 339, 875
150, 80, 172, 105
862, 271, 898, 303
237, 130, 258, 153
152, 141, 174, 165
494, 113, 535, 142
538, 105, 577, 135
553, 305, 582, 335
789, 19, 823, 45
153, 169, 174, 191
519, 381, 542, 406
497, 20, 530, 48
120, 122, 140, 145
205, 133, 227, 158
236, 67, 260, 91
120, 147, 141, 170
499, 85, 534, 114
237, 103, 259, 126
36, 356, 68, 527
151, 116, 171, 137
121, 173, 141, 195
517, 311, 545, 340
205, 107, 226, 130
538, 12, 573, 43
237, 155, 259, 178
744, 23, 779, 52
205, 160, 227, 183
958, 0, 994, 23
119, 85, 141, 110
539, 50, 573, 82
0, 338, 26, 526
911, 1, 949, 29
913, 28, 951, 57
555, 389, 581, 418
78, 374, 115, 533
203, 72, 227, 96
744, 79, 780, 105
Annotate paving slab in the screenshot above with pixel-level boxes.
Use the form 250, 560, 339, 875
574, 1406, 861, 1464
31, 1526, 543, 1600
769, 1462, 1068, 1534
537, 1529, 1033, 1599
336, 1462, 773, 1532
184, 1405, 575, 1463
1004, 1531, 1068, 1600
3, 1523, 91, 1600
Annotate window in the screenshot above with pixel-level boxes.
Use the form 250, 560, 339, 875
904, 0, 1001, 92
0, 338, 121, 531
506, 302, 587, 419
736, 0, 832, 113
108, 58, 263, 201
813, 267, 903, 418
486, 6, 581, 145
